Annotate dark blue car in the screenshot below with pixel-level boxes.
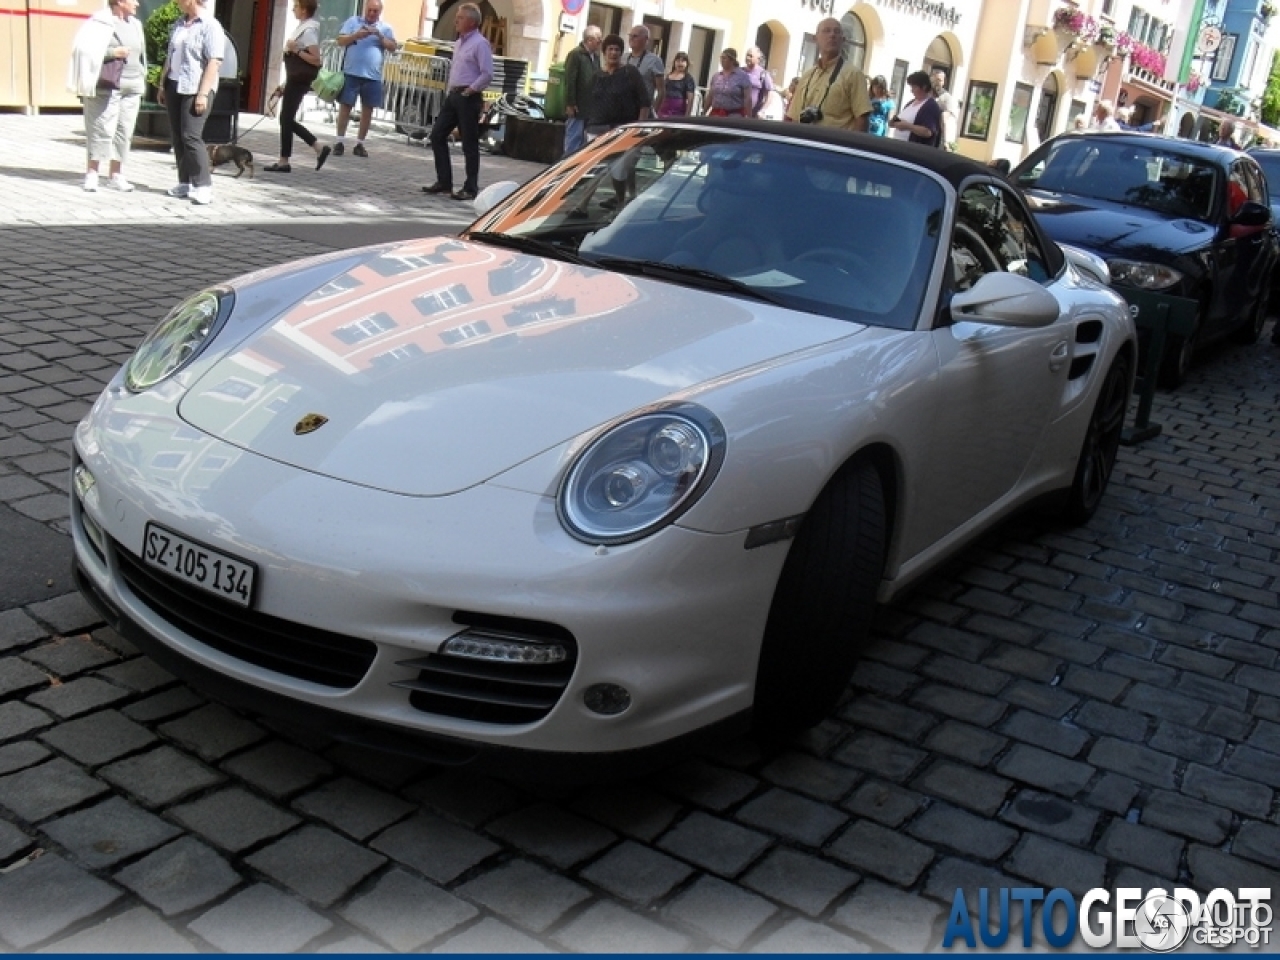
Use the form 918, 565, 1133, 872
1013, 133, 1276, 386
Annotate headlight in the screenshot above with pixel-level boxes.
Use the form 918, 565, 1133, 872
125, 288, 232, 392
1106, 259, 1183, 291
559, 406, 726, 545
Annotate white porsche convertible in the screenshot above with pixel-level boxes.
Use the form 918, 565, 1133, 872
72, 120, 1136, 776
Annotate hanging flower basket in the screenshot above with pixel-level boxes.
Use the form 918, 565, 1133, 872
1130, 42, 1166, 75
1114, 32, 1135, 57
1053, 6, 1100, 44
1186, 73, 1204, 93
1097, 25, 1117, 48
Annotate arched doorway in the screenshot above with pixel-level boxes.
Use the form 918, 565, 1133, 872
434, 0, 545, 66
1179, 111, 1196, 138
923, 36, 953, 76
839, 12, 868, 72
1036, 72, 1059, 142
751, 20, 789, 86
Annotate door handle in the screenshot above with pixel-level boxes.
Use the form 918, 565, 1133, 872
1049, 340, 1070, 371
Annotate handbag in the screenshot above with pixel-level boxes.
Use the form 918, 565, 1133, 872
311, 68, 344, 102
284, 51, 319, 86
98, 34, 124, 91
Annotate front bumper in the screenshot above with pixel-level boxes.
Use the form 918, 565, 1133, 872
73, 558, 747, 781
70, 406, 785, 767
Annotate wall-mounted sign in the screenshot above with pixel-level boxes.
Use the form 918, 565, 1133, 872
1196, 24, 1222, 55
874, 0, 962, 27
562, 0, 585, 15
559, 12, 578, 32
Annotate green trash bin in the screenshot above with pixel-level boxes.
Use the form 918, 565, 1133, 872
544, 62, 566, 121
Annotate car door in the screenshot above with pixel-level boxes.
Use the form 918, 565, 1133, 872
1237, 159, 1274, 307
915, 180, 1072, 550
1211, 158, 1270, 329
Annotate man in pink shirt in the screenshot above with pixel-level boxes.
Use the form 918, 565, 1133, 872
423, 2, 493, 201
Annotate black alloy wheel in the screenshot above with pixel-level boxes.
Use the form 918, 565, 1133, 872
1061, 353, 1131, 525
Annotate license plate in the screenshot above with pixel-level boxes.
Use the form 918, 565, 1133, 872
142, 522, 257, 608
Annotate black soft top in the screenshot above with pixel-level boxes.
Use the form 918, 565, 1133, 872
651, 116, 994, 189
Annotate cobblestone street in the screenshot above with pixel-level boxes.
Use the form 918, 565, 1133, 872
0, 112, 1278, 952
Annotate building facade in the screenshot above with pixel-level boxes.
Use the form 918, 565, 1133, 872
4, 0, 1275, 153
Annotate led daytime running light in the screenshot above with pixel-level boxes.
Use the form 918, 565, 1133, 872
442, 630, 568, 665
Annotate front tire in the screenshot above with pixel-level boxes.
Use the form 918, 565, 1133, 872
1061, 353, 1130, 525
752, 459, 887, 737
1157, 323, 1197, 389
1233, 286, 1270, 345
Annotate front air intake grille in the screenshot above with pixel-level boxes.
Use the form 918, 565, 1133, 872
113, 541, 376, 689
395, 654, 576, 724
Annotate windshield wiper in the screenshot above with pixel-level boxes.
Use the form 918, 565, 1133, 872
465, 232, 592, 266
590, 256, 790, 307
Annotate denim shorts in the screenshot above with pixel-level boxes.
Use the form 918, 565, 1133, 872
339, 75, 384, 109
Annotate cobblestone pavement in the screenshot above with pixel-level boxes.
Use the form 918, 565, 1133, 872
1, 112, 1279, 953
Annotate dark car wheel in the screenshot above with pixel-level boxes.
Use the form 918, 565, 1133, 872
1233, 286, 1270, 345
752, 459, 887, 738
1061, 353, 1131, 525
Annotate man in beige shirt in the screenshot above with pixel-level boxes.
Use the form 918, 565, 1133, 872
785, 18, 871, 131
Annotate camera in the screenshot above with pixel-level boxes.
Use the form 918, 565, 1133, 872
799, 106, 822, 124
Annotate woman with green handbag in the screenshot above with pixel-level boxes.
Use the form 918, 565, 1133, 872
265, 0, 331, 172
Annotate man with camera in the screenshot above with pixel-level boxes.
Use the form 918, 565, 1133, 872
786, 18, 871, 131
332, 0, 396, 157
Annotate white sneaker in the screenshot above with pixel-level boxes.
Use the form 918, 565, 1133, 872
189, 185, 213, 205
83, 171, 99, 192
167, 183, 190, 198
106, 175, 134, 193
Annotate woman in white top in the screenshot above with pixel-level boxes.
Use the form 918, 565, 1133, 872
68, 0, 146, 192
267, 0, 331, 171
889, 71, 941, 146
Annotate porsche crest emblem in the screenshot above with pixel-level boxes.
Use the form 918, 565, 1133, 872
294, 413, 329, 435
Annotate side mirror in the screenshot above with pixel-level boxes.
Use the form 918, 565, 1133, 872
950, 271, 1061, 327
473, 180, 519, 215
1061, 243, 1111, 285
1231, 200, 1271, 227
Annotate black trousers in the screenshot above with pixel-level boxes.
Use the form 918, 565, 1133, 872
164, 78, 211, 188
429, 88, 482, 192
279, 77, 317, 159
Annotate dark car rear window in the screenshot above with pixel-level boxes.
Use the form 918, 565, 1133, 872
1252, 153, 1280, 199
1014, 138, 1219, 221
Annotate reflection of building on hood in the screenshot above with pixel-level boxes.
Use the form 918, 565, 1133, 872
68, 10, 120, 98
270, 237, 648, 375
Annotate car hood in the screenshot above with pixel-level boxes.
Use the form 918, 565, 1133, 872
1023, 191, 1215, 259
179, 237, 860, 496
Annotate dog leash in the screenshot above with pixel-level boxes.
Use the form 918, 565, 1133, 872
230, 89, 280, 145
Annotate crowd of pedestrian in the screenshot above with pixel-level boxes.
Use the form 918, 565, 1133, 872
67, 5, 970, 208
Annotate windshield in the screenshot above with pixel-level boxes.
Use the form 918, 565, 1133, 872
468, 127, 947, 329
1015, 138, 1219, 221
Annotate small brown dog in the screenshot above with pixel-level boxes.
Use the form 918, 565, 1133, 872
207, 143, 254, 178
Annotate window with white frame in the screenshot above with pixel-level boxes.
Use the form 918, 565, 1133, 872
1212, 34, 1237, 81
333, 312, 398, 345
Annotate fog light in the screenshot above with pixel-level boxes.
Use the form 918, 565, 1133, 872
441, 629, 567, 665
583, 683, 631, 715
